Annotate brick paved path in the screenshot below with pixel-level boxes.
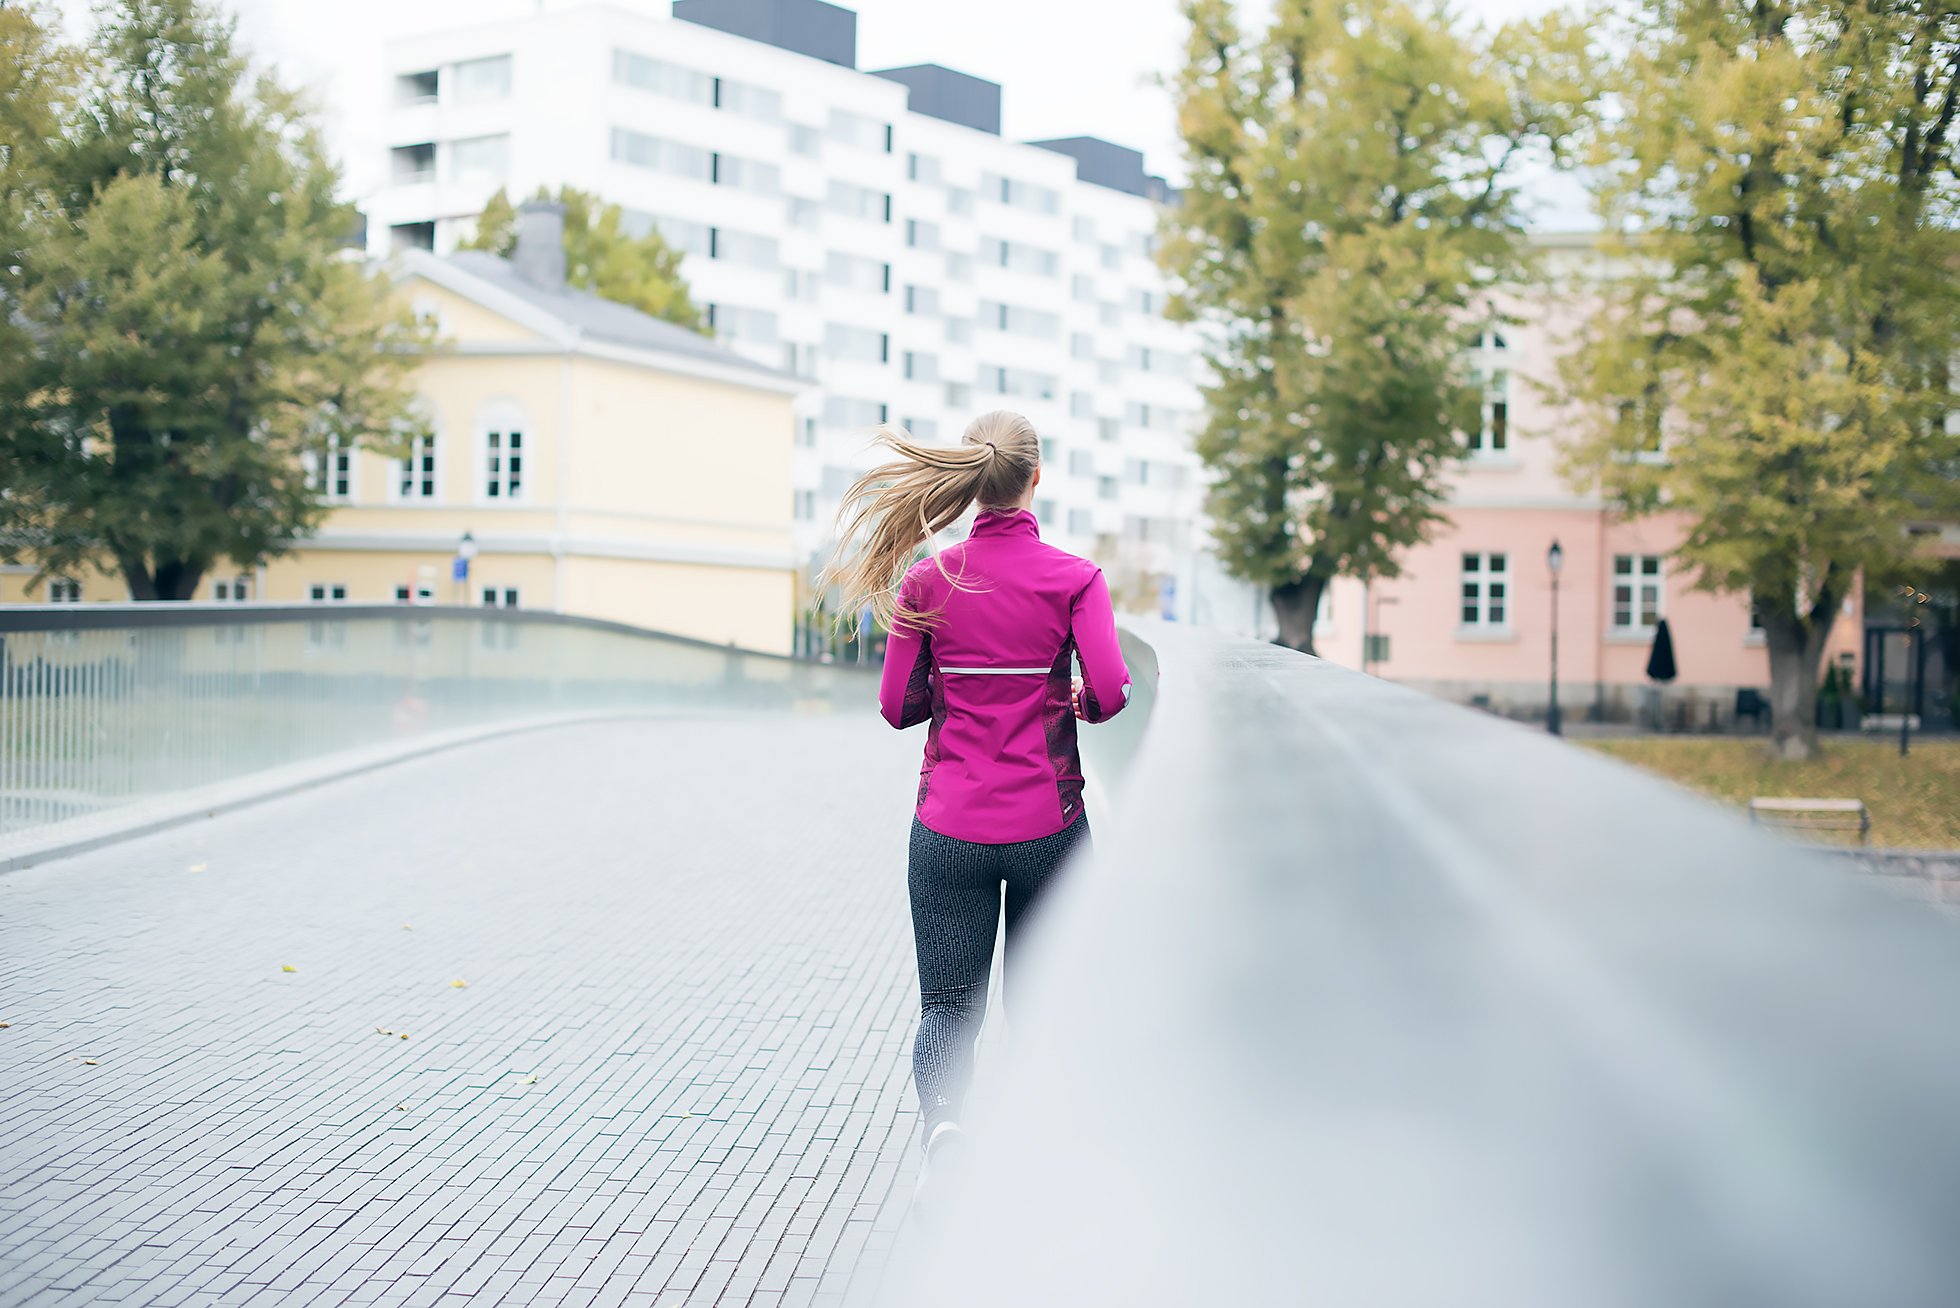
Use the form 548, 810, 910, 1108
0, 716, 928, 1307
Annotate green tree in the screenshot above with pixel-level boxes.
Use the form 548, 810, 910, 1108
1160, 0, 1584, 652
462, 185, 706, 333
0, 0, 427, 601
1560, 0, 1960, 759
0, 2, 80, 417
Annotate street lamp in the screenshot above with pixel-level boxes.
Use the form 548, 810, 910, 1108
1547, 539, 1564, 736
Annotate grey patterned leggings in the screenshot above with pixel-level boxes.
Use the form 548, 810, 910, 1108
907, 813, 1092, 1138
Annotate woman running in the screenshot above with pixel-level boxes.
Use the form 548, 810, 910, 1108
826, 410, 1132, 1194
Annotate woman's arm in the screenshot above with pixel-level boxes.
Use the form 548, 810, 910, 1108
878, 576, 935, 729
1069, 568, 1131, 723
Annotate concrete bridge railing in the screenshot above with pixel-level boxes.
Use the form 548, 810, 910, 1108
0, 603, 871, 853
892, 619, 1960, 1307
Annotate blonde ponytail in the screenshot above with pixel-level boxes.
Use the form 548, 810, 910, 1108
821, 410, 1041, 635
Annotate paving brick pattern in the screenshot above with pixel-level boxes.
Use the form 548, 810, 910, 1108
0, 717, 928, 1307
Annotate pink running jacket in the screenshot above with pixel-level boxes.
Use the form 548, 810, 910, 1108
879, 509, 1132, 843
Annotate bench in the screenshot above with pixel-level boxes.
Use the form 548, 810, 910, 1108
1748, 797, 1870, 844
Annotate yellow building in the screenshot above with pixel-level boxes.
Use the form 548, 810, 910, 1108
3, 205, 805, 654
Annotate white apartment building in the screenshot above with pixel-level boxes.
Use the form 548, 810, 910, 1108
356, 0, 1206, 614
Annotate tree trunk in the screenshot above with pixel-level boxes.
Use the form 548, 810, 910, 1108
120, 556, 207, 602
1270, 574, 1328, 656
1761, 614, 1830, 761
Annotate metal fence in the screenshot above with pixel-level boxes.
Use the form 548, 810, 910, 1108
884, 619, 1960, 1307
0, 604, 869, 840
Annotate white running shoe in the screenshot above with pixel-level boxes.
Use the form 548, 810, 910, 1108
913, 1121, 967, 1204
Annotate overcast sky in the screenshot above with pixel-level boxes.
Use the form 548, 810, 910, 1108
53, 0, 1593, 227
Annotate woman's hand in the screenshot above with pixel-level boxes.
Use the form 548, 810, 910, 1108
1070, 676, 1087, 720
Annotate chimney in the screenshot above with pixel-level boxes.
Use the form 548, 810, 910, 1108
512, 201, 567, 288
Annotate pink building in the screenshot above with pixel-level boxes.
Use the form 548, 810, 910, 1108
1307, 235, 1864, 727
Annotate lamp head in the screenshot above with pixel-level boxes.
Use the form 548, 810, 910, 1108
459, 531, 478, 561
1548, 540, 1564, 574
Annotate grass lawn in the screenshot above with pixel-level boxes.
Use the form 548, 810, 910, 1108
1583, 736, 1960, 850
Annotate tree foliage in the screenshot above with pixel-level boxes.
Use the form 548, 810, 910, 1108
1160, 0, 1585, 651
1560, 0, 1960, 758
0, 0, 427, 601
461, 185, 706, 333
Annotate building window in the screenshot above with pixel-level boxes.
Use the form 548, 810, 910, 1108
609, 128, 713, 182
982, 237, 1060, 278
826, 180, 889, 223
48, 578, 81, 603
449, 133, 509, 185
712, 75, 781, 121
708, 150, 780, 195
212, 577, 251, 602
824, 323, 888, 365
390, 142, 435, 184
798, 416, 818, 447
451, 54, 512, 103
906, 218, 940, 251
789, 123, 822, 157
308, 584, 348, 603
481, 586, 519, 608
822, 396, 888, 428
827, 108, 888, 152
1068, 449, 1094, 477
908, 152, 941, 184
1067, 508, 1093, 535
394, 584, 435, 604
611, 50, 712, 104
1097, 417, 1120, 443
902, 416, 939, 441
398, 435, 437, 501
1467, 328, 1511, 454
708, 303, 780, 347
483, 427, 523, 500
1097, 476, 1119, 502
903, 351, 938, 382
984, 173, 1061, 215
395, 69, 438, 105
389, 221, 434, 253
1613, 555, 1664, 631
978, 366, 1058, 401
794, 489, 816, 520
1100, 243, 1122, 270
1035, 497, 1057, 523
1070, 391, 1095, 419
979, 300, 1060, 340
306, 437, 354, 502
1461, 552, 1509, 628
823, 252, 889, 295
709, 226, 780, 268
1072, 216, 1096, 243
905, 285, 940, 316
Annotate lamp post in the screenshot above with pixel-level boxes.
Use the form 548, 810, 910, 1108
1547, 539, 1564, 735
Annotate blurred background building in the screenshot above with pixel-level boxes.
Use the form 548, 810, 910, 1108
353, 0, 1208, 608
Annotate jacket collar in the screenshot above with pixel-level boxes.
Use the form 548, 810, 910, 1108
970, 508, 1041, 540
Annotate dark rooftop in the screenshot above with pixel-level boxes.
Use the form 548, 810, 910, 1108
871, 64, 1001, 136
671, 0, 858, 69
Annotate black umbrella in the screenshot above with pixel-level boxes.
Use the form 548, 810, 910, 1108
1646, 618, 1678, 683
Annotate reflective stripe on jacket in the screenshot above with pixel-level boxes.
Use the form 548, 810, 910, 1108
878, 509, 1131, 843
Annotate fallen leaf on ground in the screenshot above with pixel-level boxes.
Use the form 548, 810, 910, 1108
0, 1023, 11, 1030
79, 1059, 99, 1066
401, 924, 413, 931
395, 1104, 408, 1111
188, 863, 207, 873
280, 965, 297, 973
399, 1033, 409, 1040
450, 979, 467, 989
375, 1028, 394, 1036
522, 1075, 538, 1085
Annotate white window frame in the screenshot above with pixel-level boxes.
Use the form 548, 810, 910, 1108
476, 401, 529, 503
48, 578, 81, 603
307, 435, 355, 503
1460, 552, 1510, 630
308, 583, 349, 603
480, 586, 520, 609
396, 417, 439, 502
1612, 555, 1665, 632
212, 577, 251, 602
1467, 329, 1511, 455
